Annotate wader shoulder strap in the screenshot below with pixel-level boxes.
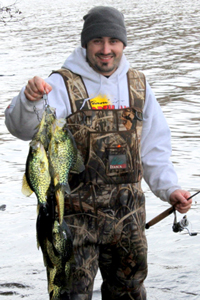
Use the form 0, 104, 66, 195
51, 68, 146, 112
51, 68, 90, 112
127, 68, 146, 112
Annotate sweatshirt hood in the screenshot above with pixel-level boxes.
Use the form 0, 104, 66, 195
62, 46, 130, 109
63, 46, 129, 80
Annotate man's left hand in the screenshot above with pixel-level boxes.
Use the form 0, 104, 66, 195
170, 189, 192, 214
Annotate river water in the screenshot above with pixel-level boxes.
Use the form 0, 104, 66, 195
0, 0, 200, 299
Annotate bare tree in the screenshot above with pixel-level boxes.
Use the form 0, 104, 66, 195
0, 0, 23, 24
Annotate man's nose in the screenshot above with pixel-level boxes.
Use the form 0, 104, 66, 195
101, 42, 111, 54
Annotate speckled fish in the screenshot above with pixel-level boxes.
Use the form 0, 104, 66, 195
22, 105, 56, 204
48, 118, 85, 224
22, 140, 51, 208
46, 220, 74, 300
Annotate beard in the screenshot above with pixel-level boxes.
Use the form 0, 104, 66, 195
94, 61, 117, 75
86, 51, 120, 76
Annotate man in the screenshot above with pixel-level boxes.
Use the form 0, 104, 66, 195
5, 6, 192, 300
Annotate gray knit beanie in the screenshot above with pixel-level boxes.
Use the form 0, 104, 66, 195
81, 6, 127, 47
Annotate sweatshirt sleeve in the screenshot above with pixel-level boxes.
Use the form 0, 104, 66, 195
141, 81, 181, 202
4, 74, 72, 141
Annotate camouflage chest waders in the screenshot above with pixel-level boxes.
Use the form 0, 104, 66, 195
52, 68, 147, 300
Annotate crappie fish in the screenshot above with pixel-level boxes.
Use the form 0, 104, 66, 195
49, 118, 84, 224
21, 108, 76, 299
46, 220, 74, 300
34, 105, 56, 151
22, 105, 55, 204
22, 140, 51, 207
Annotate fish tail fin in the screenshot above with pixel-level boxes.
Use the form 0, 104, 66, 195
55, 182, 71, 195
71, 151, 85, 174
64, 182, 71, 194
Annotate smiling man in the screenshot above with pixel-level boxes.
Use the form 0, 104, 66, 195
86, 37, 125, 76
5, 6, 192, 300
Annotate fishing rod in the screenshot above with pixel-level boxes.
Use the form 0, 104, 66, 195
145, 190, 200, 235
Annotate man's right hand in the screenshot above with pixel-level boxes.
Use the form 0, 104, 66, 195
24, 76, 52, 101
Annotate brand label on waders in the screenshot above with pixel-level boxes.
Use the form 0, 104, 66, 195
109, 154, 127, 169
107, 146, 128, 172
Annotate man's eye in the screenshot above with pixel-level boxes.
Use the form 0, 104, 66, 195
93, 39, 101, 44
110, 39, 118, 44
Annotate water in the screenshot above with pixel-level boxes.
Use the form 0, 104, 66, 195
0, 0, 200, 299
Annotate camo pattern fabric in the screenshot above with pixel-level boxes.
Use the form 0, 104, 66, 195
52, 68, 147, 299
51, 68, 146, 188
64, 183, 147, 300
51, 68, 90, 111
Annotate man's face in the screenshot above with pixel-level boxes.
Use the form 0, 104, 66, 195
86, 37, 125, 76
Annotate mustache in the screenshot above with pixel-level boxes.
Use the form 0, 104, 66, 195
96, 53, 116, 57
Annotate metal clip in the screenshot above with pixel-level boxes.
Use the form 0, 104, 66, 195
43, 91, 48, 109
135, 111, 143, 121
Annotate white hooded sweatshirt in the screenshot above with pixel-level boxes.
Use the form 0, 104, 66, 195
5, 46, 181, 201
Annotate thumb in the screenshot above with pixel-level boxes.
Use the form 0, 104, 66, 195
44, 82, 52, 94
